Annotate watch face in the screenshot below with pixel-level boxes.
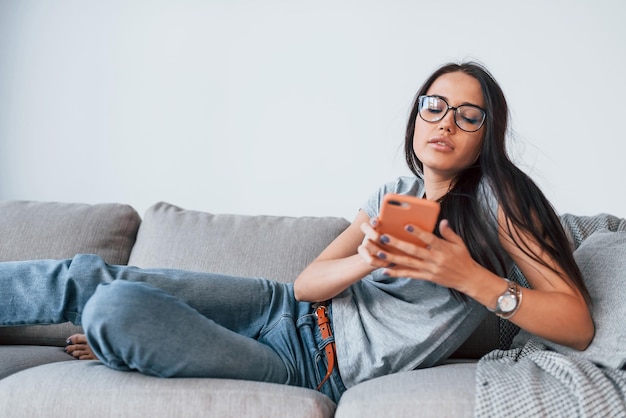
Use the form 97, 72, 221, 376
499, 294, 517, 313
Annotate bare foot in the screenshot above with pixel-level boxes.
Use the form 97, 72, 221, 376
65, 333, 98, 360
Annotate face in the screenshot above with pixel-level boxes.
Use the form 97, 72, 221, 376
413, 71, 486, 181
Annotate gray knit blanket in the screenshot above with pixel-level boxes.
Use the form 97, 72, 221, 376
475, 340, 626, 417
475, 214, 626, 417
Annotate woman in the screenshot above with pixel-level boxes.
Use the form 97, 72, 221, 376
3, 62, 593, 403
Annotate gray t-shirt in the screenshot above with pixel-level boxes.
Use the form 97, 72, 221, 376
332, 176, 510, 388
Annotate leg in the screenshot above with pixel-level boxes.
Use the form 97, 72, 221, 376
1, 253, 281, 331
0, 254, 116, 325
83, 280, 290, 383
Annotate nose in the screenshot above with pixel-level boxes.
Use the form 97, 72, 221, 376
438, 108, 456, 131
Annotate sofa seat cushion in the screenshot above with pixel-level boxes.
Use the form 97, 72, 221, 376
0, 345, 72, 379
129, 202, 350, 283
0, 200, 142, 347
335, 363, 476, 418
0, 361, 336, 418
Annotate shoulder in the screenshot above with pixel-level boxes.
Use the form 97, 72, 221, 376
361, 176, 425, 218
381, 175, 425, 196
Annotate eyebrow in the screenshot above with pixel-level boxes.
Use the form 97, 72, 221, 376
430, 94, 484, 109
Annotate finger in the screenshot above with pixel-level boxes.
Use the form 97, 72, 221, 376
438, 219, 463, 244
382, 265, 432, 281
357, 243, 388, 268
401, 223, 436, 251
360, 221, 381, 242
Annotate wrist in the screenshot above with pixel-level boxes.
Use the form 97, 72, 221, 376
488, 279, 523, 319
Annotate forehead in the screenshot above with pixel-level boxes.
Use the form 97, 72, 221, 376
426, 72, 484, 107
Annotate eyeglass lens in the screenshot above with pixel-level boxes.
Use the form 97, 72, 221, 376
419, 96, 485, 132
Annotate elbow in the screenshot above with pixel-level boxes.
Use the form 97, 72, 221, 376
567, 314, 595, 351
573, 321, 595, 351
293, 285, 304, 302
293, 278, 309, 302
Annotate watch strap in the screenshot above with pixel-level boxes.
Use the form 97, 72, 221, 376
489, 279, 523, 319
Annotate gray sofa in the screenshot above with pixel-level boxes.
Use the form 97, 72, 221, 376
0, 200, 503, 417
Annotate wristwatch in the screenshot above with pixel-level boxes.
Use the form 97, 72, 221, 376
490, 279, 522, 319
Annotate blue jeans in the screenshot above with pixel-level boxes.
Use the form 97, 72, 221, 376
0, 254, 346, 402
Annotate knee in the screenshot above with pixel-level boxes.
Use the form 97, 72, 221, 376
81, 281, 151, 370
83, 281, 134, 325
82, 281, 152, 343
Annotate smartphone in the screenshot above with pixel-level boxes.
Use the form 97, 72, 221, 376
376, 193, 440, 253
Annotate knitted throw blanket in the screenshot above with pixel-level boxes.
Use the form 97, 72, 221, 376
475, 214, 626, 417
475, 340, 626, 417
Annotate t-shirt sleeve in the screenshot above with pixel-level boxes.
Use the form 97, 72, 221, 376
361, 176, 424, 219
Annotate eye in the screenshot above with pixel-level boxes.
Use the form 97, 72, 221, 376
458, 107, 484, 125
461, 115, 480, 125
425, 98, 445, 112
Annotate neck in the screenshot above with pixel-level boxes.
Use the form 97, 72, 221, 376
422, 169, 455, 201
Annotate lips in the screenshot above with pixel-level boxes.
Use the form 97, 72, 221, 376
428, 136, 454, 149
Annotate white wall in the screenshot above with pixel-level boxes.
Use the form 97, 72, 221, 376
1, 0, 624, 221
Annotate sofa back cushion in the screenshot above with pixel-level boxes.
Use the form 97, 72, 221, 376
128, 202, 351, 283
516, 230, 626, 368
0, 200, 141, 346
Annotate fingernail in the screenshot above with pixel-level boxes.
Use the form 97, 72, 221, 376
388, 263, 396, 268
370, 218, 378, 227
380, 235, 390, 244
377, 252, 387, 259
65, 338, 72, 346
405, 225, 414, 232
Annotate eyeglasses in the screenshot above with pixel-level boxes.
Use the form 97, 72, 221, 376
417, 95, 486, 132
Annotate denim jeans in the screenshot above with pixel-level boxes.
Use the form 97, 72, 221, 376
0, 254, 346, 402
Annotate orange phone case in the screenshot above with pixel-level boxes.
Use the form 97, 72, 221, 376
377, 193, 440, 252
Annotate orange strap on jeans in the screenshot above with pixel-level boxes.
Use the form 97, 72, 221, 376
315, 304, 336, 391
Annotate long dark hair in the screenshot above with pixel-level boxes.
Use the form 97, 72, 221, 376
404, 62, 590, 303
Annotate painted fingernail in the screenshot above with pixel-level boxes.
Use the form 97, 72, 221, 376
388, 263, 396, 268
370, 218, 378, 227
377, 252, 387, 259
380, 235, 390, 244
405, 225, 414, 232
65, 338, 72, 346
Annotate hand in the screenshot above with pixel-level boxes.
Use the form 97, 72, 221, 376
360, 218, 483, 292
64, 333, 98, 360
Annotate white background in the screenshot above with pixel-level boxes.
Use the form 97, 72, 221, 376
1, 0, 624, 221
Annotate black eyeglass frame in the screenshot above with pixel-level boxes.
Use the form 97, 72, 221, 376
417, 95, 487, 132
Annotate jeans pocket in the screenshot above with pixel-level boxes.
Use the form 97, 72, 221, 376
296, 313, 345, 402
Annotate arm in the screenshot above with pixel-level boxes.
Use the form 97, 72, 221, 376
294, 210, 377, 302
494, 209, 594, 350
362, 209, 594, 351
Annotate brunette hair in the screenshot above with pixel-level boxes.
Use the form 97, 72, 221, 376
404, 62, 590, 302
